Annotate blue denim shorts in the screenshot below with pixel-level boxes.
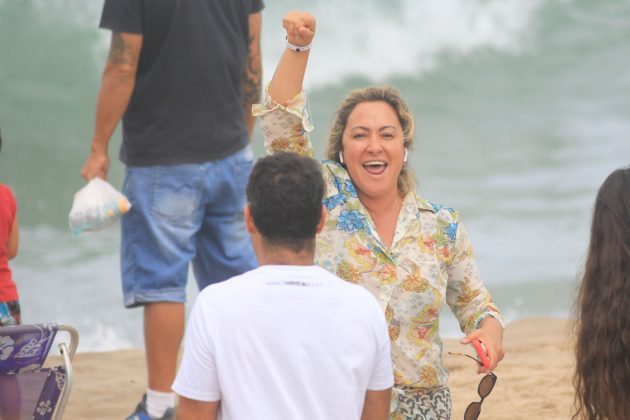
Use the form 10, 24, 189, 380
120, 145, 258, 307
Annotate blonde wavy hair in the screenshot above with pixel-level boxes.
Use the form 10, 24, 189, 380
324, 85, 416, 196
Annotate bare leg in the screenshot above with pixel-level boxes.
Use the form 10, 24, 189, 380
144, 302, 185, 391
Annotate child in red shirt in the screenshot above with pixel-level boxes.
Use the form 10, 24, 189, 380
0, 132, 20, 326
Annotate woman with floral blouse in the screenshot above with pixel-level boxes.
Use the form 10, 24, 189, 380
253, 11, 505, 419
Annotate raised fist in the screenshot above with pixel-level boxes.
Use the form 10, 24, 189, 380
283, 11, 316, 47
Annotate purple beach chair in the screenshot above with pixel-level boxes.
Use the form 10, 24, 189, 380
0, 323, 79, 420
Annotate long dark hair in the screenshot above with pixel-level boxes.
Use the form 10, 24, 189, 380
573, 166, 630, 420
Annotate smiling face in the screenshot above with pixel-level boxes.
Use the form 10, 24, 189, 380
340, 100, 406, 200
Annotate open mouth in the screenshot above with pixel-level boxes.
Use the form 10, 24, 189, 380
363, 161, 387, 175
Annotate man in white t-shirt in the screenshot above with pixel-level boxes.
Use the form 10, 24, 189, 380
173, 152, 393, 420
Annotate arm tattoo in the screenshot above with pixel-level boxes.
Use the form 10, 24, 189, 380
108, 32, 137, 66
243, 42, 262, 106
243, 15, 262, 109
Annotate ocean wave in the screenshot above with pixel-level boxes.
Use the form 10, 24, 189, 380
13, 0, 558, 88
262, 0, 550, 88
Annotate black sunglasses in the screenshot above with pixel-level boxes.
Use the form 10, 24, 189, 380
449, 352, 497, 420
464, 371, 496, 420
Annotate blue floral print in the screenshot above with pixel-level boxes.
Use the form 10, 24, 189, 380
332, 175, 343, 192
255, 87, 504, 393
324, 194, 347, 210
430, 202, 444, 212
445, 223, 458, 241
337, 209, 366, 233
344, 180, 358, 198
429, 201, 455, 214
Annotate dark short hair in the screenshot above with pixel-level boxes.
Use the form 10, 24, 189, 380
246, 152, 325, 253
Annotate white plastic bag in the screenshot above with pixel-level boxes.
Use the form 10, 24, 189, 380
68, 177, 131, 235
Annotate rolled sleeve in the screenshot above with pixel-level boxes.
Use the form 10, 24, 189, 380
252, 86, 314, 157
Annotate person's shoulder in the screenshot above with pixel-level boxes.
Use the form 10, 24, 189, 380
415, 194, 461, 221
412, 195, 464, 243
197, 269, 256, 302
321, 160, 342, 169
99, 0, 144, 34
0, 184, 15, 202
321, 160, 352, 177
320, 160, 357, 197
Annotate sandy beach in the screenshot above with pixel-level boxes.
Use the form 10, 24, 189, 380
54, 317, 575, 419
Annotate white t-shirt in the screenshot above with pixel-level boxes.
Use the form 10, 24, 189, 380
173, 265, 393, 420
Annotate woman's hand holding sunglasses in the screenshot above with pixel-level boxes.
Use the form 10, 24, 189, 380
460, 316, 505, 374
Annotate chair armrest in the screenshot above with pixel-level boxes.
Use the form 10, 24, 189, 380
57, 325, 79, 361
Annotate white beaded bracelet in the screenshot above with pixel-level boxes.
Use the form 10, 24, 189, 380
286, 39, 311, 52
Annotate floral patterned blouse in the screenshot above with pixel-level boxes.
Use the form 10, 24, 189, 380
253, 91, 503, 389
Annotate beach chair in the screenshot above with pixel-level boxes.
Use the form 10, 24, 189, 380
0, 323, 79, 420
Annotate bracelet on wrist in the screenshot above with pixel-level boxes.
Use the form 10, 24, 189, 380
286, 38, 311, 52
